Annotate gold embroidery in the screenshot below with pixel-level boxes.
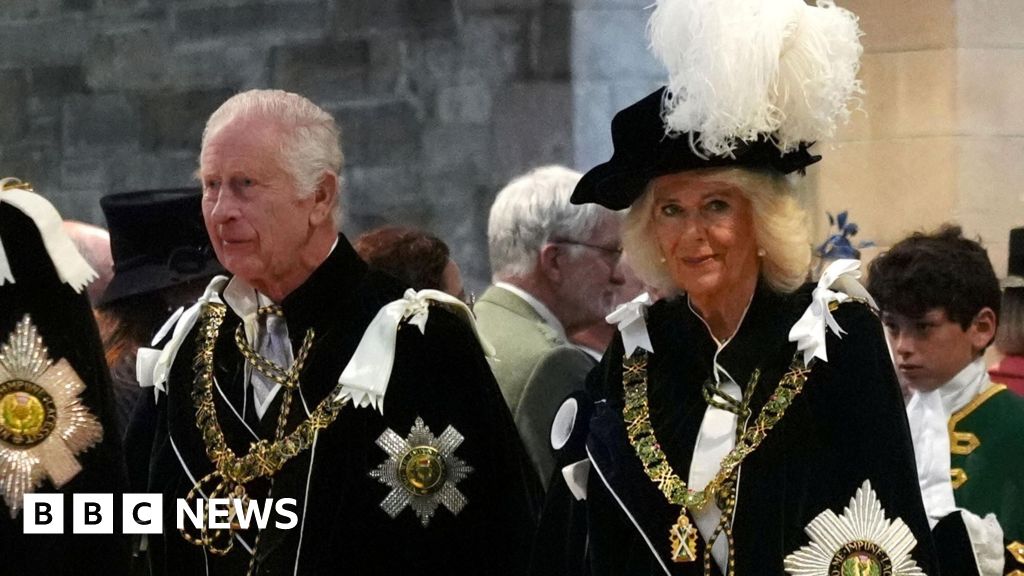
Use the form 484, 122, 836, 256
950, 431, 980, 455
947, 384, 1007, 457
1008, 540, 1024, 564
950, 468, 968, 489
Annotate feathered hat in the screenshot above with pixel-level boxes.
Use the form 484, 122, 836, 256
573, 0, 864, 209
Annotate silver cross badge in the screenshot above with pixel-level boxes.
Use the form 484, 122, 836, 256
369, 416, 473, 527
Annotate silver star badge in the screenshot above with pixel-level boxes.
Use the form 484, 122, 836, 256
0, 315, 103, 518
784, 480, 925, 576
369, 416, 473, 527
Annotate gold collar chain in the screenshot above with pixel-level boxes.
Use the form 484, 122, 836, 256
233, 321, 313, 389
181, 302, 350, 563
622, 350, 813, 570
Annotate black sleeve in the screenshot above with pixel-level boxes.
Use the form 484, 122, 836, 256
375, 306, 543, 576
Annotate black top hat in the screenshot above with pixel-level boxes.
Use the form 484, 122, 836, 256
98, 188, 224, 306
571, 88, 822, 210
1007, 227, 1024, 286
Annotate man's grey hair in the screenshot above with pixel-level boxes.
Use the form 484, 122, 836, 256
201, 89, 345, 225
488, 165, 616, 280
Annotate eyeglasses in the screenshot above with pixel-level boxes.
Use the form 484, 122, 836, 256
551, 240, 624, 264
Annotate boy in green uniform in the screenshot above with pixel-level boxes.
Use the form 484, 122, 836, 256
870, 224, 1024, 575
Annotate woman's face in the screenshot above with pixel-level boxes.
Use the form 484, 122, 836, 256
650, 171, 760, 302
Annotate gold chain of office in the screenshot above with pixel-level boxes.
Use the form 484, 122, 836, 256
622, 349, 814, 572
181, 302, 350, 567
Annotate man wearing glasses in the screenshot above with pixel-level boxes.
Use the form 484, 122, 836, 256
476, 165, 626, 489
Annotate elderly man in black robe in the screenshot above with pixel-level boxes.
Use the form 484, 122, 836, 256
130, 89, 538, 576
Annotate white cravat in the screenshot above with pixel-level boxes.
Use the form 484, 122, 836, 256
906, 357, 990, 527
251, 311, 293, 420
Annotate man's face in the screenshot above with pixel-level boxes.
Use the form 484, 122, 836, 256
553, 216, 626, 331
199, 115, 321, 290
881, 307, 986, 392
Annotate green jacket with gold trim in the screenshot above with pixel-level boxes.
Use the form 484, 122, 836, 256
949, 383, 1024, 574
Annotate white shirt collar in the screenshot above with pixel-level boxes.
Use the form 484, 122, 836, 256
494, 281, 567, 341
938, 356, 992, 416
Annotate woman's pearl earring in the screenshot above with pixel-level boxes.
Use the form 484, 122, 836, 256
757, 248, 767, 257
660, 256, 667, 264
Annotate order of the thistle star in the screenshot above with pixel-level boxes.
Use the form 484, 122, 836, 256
369, 417, 474, 527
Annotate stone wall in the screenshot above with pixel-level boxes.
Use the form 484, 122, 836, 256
0, 0, 577, 291
819, 0, 1024, 276
2, 0, 1021, 289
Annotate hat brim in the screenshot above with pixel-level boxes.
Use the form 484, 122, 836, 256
572, 162, 666, 211
98, 258, 224, 307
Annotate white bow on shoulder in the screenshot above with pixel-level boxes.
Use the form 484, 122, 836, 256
605, 292, 654, 356
788, 259, 875, 364
0, 182, 97, 293
335, 289, 493, 414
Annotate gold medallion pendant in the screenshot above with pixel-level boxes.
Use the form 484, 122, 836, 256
783, 481, 924, 576
370, 416, 473, 527
669, 512, 699, 563
0, 315, 103, 518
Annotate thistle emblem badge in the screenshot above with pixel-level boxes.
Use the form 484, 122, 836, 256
0, 315, 102, 518
370, 417, 473, 527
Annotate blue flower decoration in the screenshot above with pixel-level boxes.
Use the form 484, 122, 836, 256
817, 211, 875, 260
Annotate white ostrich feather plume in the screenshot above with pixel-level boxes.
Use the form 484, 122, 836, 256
648, 0, 864, 156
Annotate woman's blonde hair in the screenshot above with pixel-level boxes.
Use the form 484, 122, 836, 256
622, 167, 811, 296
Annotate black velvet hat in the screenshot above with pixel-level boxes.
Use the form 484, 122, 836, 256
99, 188, 224, 306
571, 88, 822, 210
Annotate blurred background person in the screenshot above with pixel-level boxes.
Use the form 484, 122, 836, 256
95, 188, 224, 439
476, 164, 625, 489
62, 220, 114, 306
566, 250, 647, 361
354, 224, 465, 300
991, 226, 1024, 396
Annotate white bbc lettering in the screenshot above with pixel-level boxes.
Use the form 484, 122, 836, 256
172, 497, 300, 531
23, 494, 64, 534
123, 493, 163, 534
207, 498, 232, 529
176, 498, 204, 531
232, 498, 272, 530
73, 494, 114, 534
275, 498, 298, 529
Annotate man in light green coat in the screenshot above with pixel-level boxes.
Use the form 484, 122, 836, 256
476, 165, 625, 488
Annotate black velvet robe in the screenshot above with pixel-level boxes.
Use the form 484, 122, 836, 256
580, 282, 940, 575
133, 237, 540, 575
0, 200, 130, 575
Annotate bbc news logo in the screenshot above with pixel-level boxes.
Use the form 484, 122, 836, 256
23, 494, 298, 534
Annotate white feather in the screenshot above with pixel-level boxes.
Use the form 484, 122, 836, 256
648, 0, 863, 156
